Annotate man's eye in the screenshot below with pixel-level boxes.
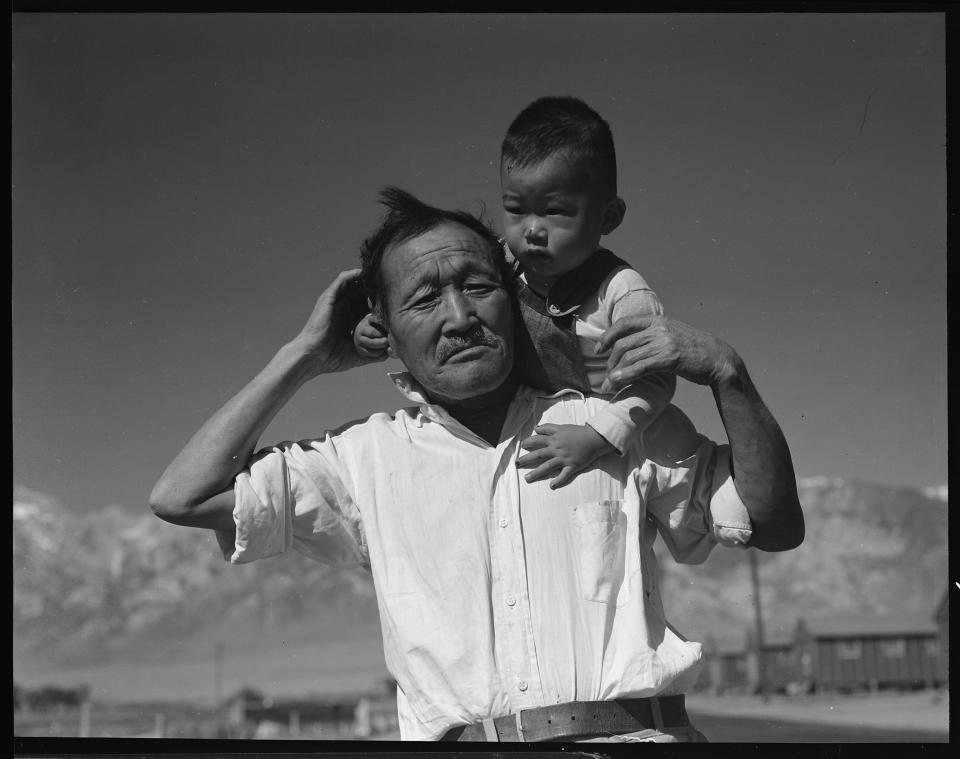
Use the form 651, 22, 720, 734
465, 284, 496, 295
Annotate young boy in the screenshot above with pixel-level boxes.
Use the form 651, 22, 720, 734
354, 96, 675, 489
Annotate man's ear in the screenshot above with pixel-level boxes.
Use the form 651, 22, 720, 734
375, 305, 397, 358
600, 196, 627, 235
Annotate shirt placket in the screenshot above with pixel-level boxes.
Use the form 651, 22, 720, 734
488, 417, 544, 711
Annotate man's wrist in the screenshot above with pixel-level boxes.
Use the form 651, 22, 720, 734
709, 344, 745, 390
274, 338, 324, 387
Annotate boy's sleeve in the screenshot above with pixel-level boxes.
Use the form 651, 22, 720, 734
641, 405, 752, 565
215, 438, 368, 568
585, 270, 677, 454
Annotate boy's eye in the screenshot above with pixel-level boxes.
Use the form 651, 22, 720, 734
546, 208, 568, 216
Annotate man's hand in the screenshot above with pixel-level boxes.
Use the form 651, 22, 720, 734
517, 424, 616, 489
291, 269, 384, 377
151, 268, 379, 529
596, 314, 738, 394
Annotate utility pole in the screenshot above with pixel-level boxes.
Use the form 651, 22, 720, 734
748, 548, 767, 701
214, 640, 224, 734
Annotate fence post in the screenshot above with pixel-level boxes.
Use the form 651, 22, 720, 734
78, 698, 91, 737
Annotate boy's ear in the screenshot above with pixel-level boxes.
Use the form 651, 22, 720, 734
600, 196, 627, 235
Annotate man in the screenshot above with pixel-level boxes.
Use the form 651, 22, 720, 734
150, 188, 804, 742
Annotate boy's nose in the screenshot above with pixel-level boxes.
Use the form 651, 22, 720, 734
524, 220, 546, 242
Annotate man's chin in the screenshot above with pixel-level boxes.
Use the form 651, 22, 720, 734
432, 356, 514, 401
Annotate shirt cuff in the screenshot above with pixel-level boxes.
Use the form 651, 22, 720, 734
708, 447, 753, 548
216, 458, 293, 564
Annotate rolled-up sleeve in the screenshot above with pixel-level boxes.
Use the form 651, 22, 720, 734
215, 439, 368, 568
641, 408, 752, 564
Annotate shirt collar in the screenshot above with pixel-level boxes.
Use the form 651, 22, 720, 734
387, 370, 584, 435
387, 371, 459, 430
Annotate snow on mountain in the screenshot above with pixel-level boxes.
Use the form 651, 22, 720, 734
655, 477, 948, 646
14, 476, 948, 676
13, 485, 378, 668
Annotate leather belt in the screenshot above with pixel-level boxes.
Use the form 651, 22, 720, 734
440, 695, 689, 742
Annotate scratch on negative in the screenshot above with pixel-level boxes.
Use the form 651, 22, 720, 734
859, 87, 878, 133
831, 87, 879, 165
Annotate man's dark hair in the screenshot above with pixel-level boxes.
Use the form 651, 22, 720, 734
360, 187, 507, 321
501, 96, 617, 197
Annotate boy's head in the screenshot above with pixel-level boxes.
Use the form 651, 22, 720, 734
500, 96, 626, 290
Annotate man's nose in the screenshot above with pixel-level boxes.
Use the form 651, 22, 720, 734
440, 290, 478, 333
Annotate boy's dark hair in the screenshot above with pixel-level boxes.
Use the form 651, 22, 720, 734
501, 96, 617, 197
359, 186, 508, 321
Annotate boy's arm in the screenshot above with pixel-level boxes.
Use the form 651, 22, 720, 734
586, 373, 677, 453
516, 423, 614, 489
588, 285, 677, 453
517, 280, 676, 487
149, 269, 372, 530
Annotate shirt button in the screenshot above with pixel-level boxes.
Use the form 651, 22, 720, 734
499, 518, 508, 528
505, 595, 517, 607
518, 680, 528, 692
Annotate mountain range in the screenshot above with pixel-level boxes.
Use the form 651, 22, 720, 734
13, 477, 948, 698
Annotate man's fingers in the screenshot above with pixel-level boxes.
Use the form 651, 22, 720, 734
605, 356, 653, 394
519, 434, 549, 451
314, 268, 368, 330
605, 333, 648, 373
549, 466, 577, 490
533, 424, 556, 435
595, 314, 656, 354
523, 459, 563, 483
516, 448, 552, 468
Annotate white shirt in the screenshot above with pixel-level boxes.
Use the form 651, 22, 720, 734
216, 376, 752, 740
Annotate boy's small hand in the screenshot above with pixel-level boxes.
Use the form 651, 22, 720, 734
353, 312, 391, 360
516, 424, 616, 489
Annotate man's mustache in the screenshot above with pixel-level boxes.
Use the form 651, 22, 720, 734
436, 328, 500, 363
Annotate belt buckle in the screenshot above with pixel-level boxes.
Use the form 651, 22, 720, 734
514, 707, 527, 741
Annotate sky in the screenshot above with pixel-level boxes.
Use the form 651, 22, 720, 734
12, 12, 947, 518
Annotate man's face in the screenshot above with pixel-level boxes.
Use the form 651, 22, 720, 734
381, 223, 515, 405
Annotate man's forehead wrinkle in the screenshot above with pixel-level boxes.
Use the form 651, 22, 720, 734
403, 238, 497, 276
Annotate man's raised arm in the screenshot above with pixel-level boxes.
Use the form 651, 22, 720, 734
597, 315, 804, 552
149, 269, 371, 531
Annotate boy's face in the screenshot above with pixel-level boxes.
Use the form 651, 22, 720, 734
501, 152, 619, 291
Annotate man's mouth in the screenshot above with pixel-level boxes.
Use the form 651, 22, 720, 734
438, 334, 498, 363
443, 344, 489, 363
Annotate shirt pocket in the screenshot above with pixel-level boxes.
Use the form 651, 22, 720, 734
571, 499, 628, 606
